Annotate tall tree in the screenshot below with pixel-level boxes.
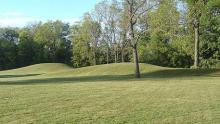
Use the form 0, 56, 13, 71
119, 2, 130, 63
199, 0, 220, 67
94, 0, 111, 64
109, 0, 121, 63
72, 15, 101, 67
0, 39, 18, 70
17, 28, 38, 66
72, 24, 91, 67
83, 14, 102, 65
187, 0, 207, 68
95, 0, 121, 64
140, 0, 192, 68
124, 0, 159, 78
34, 21, 71, 63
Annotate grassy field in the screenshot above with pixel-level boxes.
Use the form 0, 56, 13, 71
0, 63, 220, 124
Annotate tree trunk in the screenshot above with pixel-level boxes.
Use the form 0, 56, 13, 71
107, 47, 109, 64
130, 22, 140, 77
127, 0, 141, 78
52, 39, 56, 62
116, 46, 119, 63
114, 44, 118, 63
94, 50, 96, 65
194, 20, 200, 68
130, 27, 141, 78
121, 47, 124, 63
115, 50, 117, 63
121, 33, 126, 63
133, 45, 141, 78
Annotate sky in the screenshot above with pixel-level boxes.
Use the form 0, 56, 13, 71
0, 0, 102, 27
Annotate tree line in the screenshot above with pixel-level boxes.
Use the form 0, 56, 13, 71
0, 0, 219, 77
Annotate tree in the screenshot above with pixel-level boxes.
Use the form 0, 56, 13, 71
94, 0, 122, 64
0, 28, 19, 70
0, 28, 19, 42
199, 0, 220, 67
138, 0, 192, 68
94, 0, 111, 64
34, 21, 72, 63
119, 2, 130, 63
187, 0, 207, 68
0, 39, 18, 70
186, 0, 220, 68
108, 0, 121, 63
82, 14, 102, 65
17, 28, 38, 66
71, 15, 101, 67
72, 23, 91, 67
124, 0, 160, 78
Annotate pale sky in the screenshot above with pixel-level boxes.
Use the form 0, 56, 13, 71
0, 0, 102, 27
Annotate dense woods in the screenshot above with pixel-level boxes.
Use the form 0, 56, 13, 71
0, 0, 220, 75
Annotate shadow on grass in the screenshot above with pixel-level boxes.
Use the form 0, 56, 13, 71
142, 69, 220, 78
0, 69, 219, 85
0, 74, 42, 78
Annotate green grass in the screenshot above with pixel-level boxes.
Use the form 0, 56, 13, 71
0, 63, 220, 124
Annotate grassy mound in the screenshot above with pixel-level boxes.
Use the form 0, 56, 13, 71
49, 63, 167, 77
0, 63, 72, 75
0, 63, 219, 83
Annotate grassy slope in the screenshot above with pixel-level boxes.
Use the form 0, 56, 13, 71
0, 63, 220, 124
0, 63, 72, 75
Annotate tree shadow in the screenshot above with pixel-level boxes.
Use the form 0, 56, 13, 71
0, 75, 132, 85
0, 69, 219, 85
141, 69, 220, 79
0, 74, 42, 78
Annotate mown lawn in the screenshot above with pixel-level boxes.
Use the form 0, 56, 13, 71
0, 63, 220, 124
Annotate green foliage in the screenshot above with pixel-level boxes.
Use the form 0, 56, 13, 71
72, 14, 108, 67
33, 21, 72, 64
0, 39, 17, 70
138, 0, 193, 68
17, 28, 37, 66
138, 32, 193, 68
0, 28, 19, 42
148, 0, 180, 36
0, 21, 72, 70
200, 0, 220, 67
185, 0, 220, 68
72, 23, 92, 67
